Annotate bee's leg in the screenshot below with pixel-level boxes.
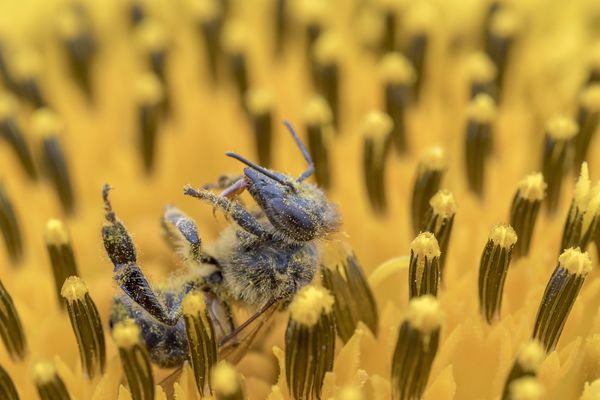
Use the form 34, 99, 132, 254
161, 205, 220, 266
183, 185, 270, 239
218, 177, 247, 199
201, 174, 243, 191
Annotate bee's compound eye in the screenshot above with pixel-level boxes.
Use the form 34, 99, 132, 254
207, 271, 223, 285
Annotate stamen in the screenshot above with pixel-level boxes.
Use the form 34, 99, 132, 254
573, 84, 600, 168
61, 276, 106, 379
11, 48, 46, 108
404, 3, 435, 101
379, 52, 415, 154
0, 41, 17, 92
187, 0, 223, 82
409, 232, 441, 299
222, 22, 251, 105
509, 173, 546, 259
312, 32, 341, 128
362, 111, 393, 214
0, 364, 18, 400
321, 248, 378, 342
112, 320, 154, 400
485, 7, 520, 95
478, 224, 517, 323
422, 189, 456, 280
464, 93, 496, 197
466, 52, 497, 99
135, 72, 164, 174
392, 295, 443, 400
411, 146, 446, 235
303, 95, 333, 189
541, 116, 578, 215
211, 361, 244, 400
56, 6, 97, 99
0, 183, 24, 264
379, 0, 399, 52
136, 20, 169, 86
559, 163, 600, 252
501, 340, 545, 400
182, 292, 218, 397
507, 377, 545, 400
532, 247, 592, 352
286, 285, 335, 400
31, 361, 71, 400
0, 279, 27, 361
246, 88, 274, 168
31, 108, 76, 215
274, 0, 288, 57
127, 0, 146, 27
586, 45, 600, 86
297, 0, 327, 62
45, 219, 80, 308
0, 92, 37, 179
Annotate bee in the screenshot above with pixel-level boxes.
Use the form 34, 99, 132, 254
102, 121, 340, 368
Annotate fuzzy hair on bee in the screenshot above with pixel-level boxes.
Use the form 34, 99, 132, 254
102, 121, 341, 369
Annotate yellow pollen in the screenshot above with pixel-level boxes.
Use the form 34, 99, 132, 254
31, 361, 57, 385
246, 88, 273, 116
296, 0, 328, 25
489, 225, 517, 249
490, 9, 520, 38
60, 276, 88, 302
581, 379, 600, 400
186, 0, 221, 22
517, 340, 545, 372
136, 19, 169, 52
379, 52, 416, 85
362, 111, 393, 139
410, 232, 441, 259
222, 21, 248, 54
11, 48, 41, 80
135, 73, 164, 105
44, 218, 70, 245
407, 295, 444, 334
466, 93, 496, 123
289, 285, 334, 326
404, 2, 436, 35
303, 96, 333, 126
337, 385, 363, 400
518, 173, 547, 201
31, 108, 63, 139
182, 292, 207, 316
509, 377, 545, 400
573, 162, 600, 233
313, 32, 342, 65
211, 361, 240, 396
420, 146, 447, 171
580, 84, 600, 112
429, 189, 457, 219
466, 52, 497, 83
56, 9, 83, 40
558, 247, 592, 276
112, 320, 141, 349
546, 115, 578, 139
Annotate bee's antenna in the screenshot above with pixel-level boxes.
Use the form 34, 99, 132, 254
102, 183, 117, 223
283, 120, 315, 182
225, 151, 294, 189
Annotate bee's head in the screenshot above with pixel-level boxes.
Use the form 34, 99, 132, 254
226, 121, 340, 242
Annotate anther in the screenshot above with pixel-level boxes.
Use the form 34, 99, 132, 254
286, 285, 335, 400
246, 88, 274, 168
187, 0, 222, 82
211, 361, 244, 400
541, 116, 578, 215
507, 377, 545, 400
501, 340, 545, 400
559, 163, 600, 252
422, 189, 456, 280
303, 96, 333, 189
466, 52, 497, 99
573, 84, 600, 168
392, 295, 443, 400
136, 20, 170, 115
586, 45, 600, 86
409, 232, 441, 299
113, 320, 154, 400
135, 72, 164, 174
274, 0, 288, 57
321, 249, 378, 342
222, 22, 251, 106
0, 364, 18, 400
61, 276, 106, 379
32, 361, 71, 400
183, 292, 218, 397
485, 7, 520, 95
0, 279, 27, 361
379, 52, 415, 154
509, 173, 546, 259
532, 247, 592, 352
312, 32, 341, 128
0, 183, 24, 264
478, 224, 517, 323
379, 0, 400, 52
362, 111, 393, 215
56, 6, 97, 100
464, 93, 496, 197
404, 3, 435, 101
297, 0, 327, 61
31, 108, 76, 215
11, 48, 46, 108
411, 146, 446, 235
45, 219, 80, 308
0, 92, 37, 179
